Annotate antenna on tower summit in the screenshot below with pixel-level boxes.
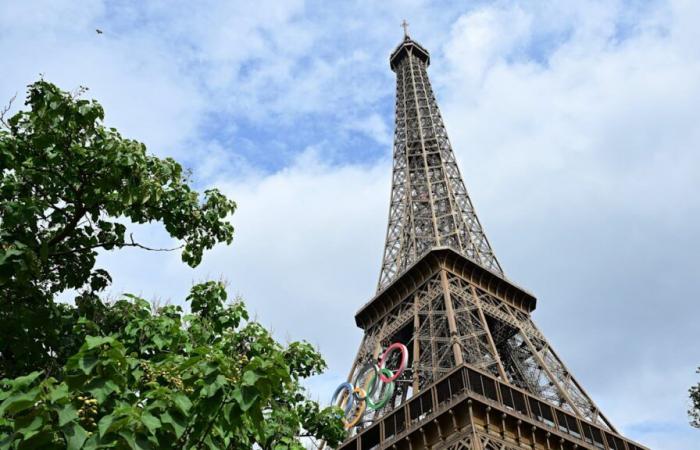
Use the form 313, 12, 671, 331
401, 19, 409, 38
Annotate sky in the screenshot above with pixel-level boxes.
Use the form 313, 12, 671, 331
2, 0, 699, 448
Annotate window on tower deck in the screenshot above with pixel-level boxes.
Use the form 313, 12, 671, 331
499, 384, 528, 415
408, 389, 433, 424
556, 409, 582, 439
360, 424, 380, 450
581, 421, 606, 448
528, 398, 556, 428
605, 433, 626, 450
466, 367, 499, 402
383, 407, 407, 442
436, 369, 466, 405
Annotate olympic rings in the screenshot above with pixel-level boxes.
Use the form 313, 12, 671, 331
330, 342, 408, 429
378, 342, 409, 383
344, 388, 367, 428
352, 363, 379, 400
365, 368, 395, 410
330, 382, 355, 416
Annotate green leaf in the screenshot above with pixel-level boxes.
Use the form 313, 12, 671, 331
87, 378, 119, 403
9, 371, 41, 389
98, 414, 114, 438
152, 335, 165, 349
58, 403, 79, 427
241, 370, 262, 387
48, 383, 70, 402
118, 430, 137, 449
0, 387, 41, 415
77, 352, 99, 375
17, 430, 53, 450
85, 335, 114, 349
140, 412, 160, 435
172, 394, 192, 415
15, 413, 43, 434
232, 386, 259, 412
135, 433, 152, 450
160, 410, 185, 439
62, 422, 89, 450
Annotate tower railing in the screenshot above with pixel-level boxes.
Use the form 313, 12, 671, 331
338, 364, 648, 450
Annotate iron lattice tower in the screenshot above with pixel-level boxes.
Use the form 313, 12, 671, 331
377, 36, 501, 291
337, 33, 648, 450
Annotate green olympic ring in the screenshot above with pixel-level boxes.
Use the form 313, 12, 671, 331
365, 367, 395, 410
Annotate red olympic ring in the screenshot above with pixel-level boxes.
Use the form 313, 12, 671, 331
378, 342, 408, 383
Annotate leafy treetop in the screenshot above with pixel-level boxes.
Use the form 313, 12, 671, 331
0, 80, 236, 377
0, 282, 346, 449
690, 367, 700, 429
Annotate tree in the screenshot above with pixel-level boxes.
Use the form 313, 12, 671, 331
0, 282, 345, 448
0, 81, 345, 448
690, 367, 700, 428
0, 80, 237, 377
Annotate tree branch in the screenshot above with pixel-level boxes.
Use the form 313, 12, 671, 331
0, 93, 16, 128
126, 233, 183, 252
47, 203, 86, 247
49, 234, 183, 257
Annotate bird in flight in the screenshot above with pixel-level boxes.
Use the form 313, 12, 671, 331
96, 29, 103, 34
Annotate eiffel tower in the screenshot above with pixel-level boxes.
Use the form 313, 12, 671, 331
334, 29, 648, 450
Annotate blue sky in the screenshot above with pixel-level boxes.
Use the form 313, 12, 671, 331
2, 1, 700, 448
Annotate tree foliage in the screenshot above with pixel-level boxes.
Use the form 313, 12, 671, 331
0, 80, 236, 377
0, 81, 345, 448
0, 282, 345, 449
690, 367, 700, 428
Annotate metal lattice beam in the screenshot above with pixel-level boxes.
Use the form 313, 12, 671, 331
378, 37, 502, 291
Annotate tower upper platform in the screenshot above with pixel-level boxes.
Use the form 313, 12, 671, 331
389, 35, 430, 71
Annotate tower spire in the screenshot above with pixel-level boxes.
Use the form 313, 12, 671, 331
401, 19, 409, 38
378, 33, 502, 291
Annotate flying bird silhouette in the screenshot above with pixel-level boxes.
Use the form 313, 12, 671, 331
96, 29, 103, 34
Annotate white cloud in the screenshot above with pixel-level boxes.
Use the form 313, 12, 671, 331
443, 5, 532, 87
344, 112, 393, 145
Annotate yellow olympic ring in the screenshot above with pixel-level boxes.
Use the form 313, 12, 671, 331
343, 387, 367, 428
